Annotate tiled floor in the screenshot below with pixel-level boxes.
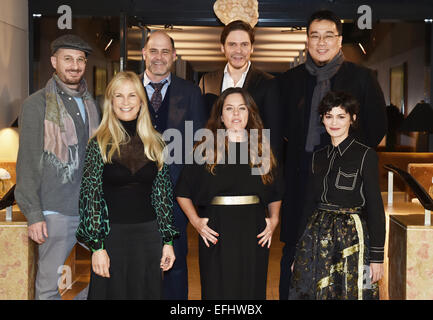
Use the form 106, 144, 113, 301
62, 223, 283, 300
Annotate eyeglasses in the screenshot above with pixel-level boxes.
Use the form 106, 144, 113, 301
308, 33, 341, 44
61, 56, 87, 66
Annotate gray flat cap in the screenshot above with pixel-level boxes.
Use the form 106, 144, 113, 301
51, 34, 93, 55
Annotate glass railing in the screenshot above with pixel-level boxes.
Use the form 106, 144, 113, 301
384, 164, 432, 225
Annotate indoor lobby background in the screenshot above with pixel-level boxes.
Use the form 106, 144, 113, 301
1, 0, 433, 300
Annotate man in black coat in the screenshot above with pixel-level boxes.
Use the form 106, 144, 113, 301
199, 19, 283, 159
141, 30, 207, 299
277, 10, 387, 299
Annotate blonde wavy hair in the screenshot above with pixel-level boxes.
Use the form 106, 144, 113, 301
93, 71, 165, 170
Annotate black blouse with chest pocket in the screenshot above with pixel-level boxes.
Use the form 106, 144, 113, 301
301, 135, 386, 263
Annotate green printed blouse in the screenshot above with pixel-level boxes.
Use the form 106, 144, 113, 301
76, 138, 179, 252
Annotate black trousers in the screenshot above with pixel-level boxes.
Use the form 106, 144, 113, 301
279, 243, 296, 300
162, 204, 189, 300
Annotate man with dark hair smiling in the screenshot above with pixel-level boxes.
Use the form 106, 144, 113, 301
200, 19, 283, 159
199, 20, 272, 104
276, 10, 387, 299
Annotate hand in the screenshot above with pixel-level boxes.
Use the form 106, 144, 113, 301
370, 262, 384, 284
28, 221, 48, 244
257, 217, 278, 248
192, 217, 219, 247
177, 197, 218, 248
291, 262, 294, 273
160, 244, 176, 271
92, 249, 110, 278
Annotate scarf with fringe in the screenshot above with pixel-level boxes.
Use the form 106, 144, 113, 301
44, 73, 99, 183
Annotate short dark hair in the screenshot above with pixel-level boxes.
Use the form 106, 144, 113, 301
318, 91, 360, 127
307, 10, 343, 36
144, 30, 175, 50
220, 20, 255, 45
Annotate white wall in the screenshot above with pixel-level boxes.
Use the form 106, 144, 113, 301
0, 128, 19, 161
0, 0, 28, 130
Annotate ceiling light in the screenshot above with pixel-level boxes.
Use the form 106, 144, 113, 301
358, 43, 366, 55
104, 39, 113, 51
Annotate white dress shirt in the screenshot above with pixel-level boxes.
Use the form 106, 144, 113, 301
221, 61, 251, 92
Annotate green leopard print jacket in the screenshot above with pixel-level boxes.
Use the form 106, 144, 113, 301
76, 138, 179, 252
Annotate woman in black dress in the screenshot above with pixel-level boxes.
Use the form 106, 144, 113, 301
76, 71, 179, 299
176, 87, 284, 299
289, 91, 385, 300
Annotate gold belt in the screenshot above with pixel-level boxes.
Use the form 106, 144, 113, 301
210, 195, 260, 205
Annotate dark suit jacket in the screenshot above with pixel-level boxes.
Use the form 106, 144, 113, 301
141, 72, 207, 228
198, 64, 283, 159
199, 64, 272, 95
276, 61, 387, 244
199, 64, 272, 114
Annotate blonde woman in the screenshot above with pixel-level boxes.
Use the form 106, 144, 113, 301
76, 71, 179, 299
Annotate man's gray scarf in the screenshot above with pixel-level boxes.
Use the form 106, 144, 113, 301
304, 50, 344, 152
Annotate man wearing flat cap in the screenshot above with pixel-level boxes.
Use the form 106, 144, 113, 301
15, 34, 100, 299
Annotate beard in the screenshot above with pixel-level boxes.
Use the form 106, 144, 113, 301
56, 69, 84, 86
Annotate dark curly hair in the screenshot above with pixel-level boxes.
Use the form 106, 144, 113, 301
318, 91, 360, 128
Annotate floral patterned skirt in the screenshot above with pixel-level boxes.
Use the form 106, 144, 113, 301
289, 204, 379, 300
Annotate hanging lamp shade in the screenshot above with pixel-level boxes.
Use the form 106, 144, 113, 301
400, 102, 433, 132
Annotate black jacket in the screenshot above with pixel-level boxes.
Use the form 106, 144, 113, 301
199, 64, 272, 117
199, 65, 283, 159
300, 136, 386, 262
140, 72, 207, 229
276, 61, 387, 245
